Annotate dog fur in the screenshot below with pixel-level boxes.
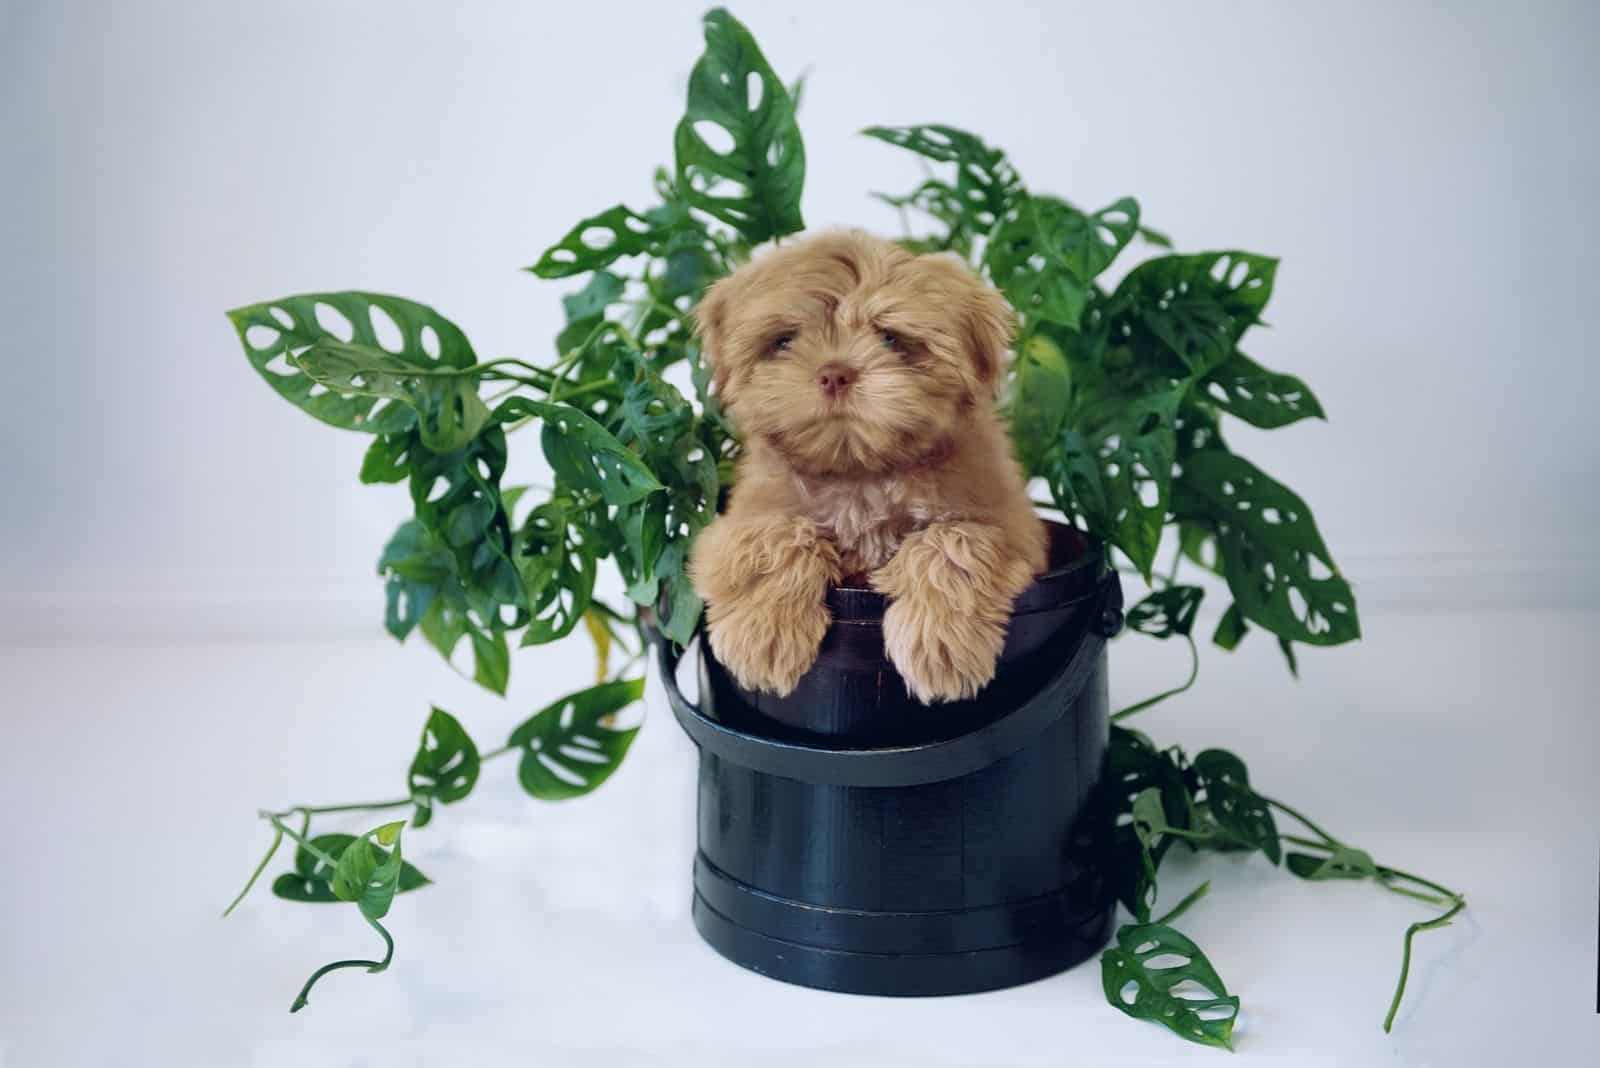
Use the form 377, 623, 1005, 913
688, 230, 1048, 704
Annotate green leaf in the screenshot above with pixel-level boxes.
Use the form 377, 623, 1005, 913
1045, 380, 1186, 577
294, 340, 490, 454
1177, 518, 1224, 576
1104, 728, 1193, 920
470, 628, 510, 695
359, 431, 415, 485
1287, 845, 1379, 881
1212, 601, 1249, 650
986, 195, 1139, 328
405, 707, 480, 828
561, 270, 626, 321
331, 822, 407, 920
514, 498, 599, 645
872, 180, 974, 257
1108, 252, 1278, 377
673, 8, 805, 243
1278, 637, 1300, 678
494, 397, 665, 506
655, 540, 703, 646
1174, 449, 1359, 646
1010, 334, 1072, 471
1138, 224, 1174, 249
508, 677, 645, 800
531, 208, 659, 279
1126, 585, 1205, 639
1101, 923, 1240, 1050
1193, 749, 1281, 863
862, 124, 1020, 232
271, 834, 429, 903
405, 428, 524, 638
227, 292, 474, 434
1201, 350, 1325, 429
377, 518, 455, 641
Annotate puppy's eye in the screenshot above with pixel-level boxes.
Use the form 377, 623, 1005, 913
880, 330, 900, 351
769, 333, 794, 356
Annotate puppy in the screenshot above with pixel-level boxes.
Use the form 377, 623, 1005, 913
688, 230, 1048, 704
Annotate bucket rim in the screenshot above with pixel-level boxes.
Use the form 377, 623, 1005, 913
825, 520, 1099, 622
654, 568, 1123, 788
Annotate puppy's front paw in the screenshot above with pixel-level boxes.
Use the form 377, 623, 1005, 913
882, 594, 1006, 704
705, 593, 831, 697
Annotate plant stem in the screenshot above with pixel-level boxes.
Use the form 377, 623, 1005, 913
222, 823, 283, 917
1154, 880, 1210, 926
1111, 634, 1199, 721
1264, 797, 1343, 847
1383, 898, 1466, 1033
261, 812, 340, 869
1270, 806, 1468, 1029
273, 799, 412, 818
479, 744, 516, 762
547, 378, 619, 405
1376, 865, 1461, 903
289, 914, 395, 1013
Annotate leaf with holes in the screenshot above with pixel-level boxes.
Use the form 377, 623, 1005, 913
406, 426, 522, 620
360, 430, 415, 485
514, 498, 598, 646
379, 511, 517, 696
872, 180, 974, 256
271, 834, 429, 904
1202, 350, 1325, 429
294, 340, 490, 454
1101, 923, 1241, 1050
1044, 380, 1186, 578
331, 821, 408, 920
1010, 334, 1071, 472
531, 206, 673, 279
673, 8, 805, 243
1287, 845, 1380, 881
1107, 252, 1277, 377
561, 270, 626, 321
378, 522, 452, 642
1193, 749, 1281, 863
655, 540, 703, 646
1177, 517, 1224, 576
1126, 586, 1205, 639
407, 707, 481, 829
862, 124, 1021, 233
986, 195, 1139, 328
1174, 449, 1359, 646
493, 397, 664, 507
228, 292, 474, 434
508, 677, 645, 800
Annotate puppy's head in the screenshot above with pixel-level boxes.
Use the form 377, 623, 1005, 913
695, 230, 1013, 477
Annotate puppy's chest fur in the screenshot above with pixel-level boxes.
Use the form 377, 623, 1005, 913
794, 472, 949, 578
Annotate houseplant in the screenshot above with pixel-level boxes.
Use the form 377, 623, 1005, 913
222, 8, 1463, 1048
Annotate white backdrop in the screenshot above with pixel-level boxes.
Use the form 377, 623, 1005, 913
3, 0, 1597, 633
5, 6, 1600, 1066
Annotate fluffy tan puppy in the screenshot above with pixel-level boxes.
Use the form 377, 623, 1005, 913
688, 230, 1048, 704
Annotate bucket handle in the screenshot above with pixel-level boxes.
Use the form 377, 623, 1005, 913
650, 572, 1123, 788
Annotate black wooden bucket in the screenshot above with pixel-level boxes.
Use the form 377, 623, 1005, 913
656, 522, 1123, 996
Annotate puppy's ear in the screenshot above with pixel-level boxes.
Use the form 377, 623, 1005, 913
959, 277, 1015, 392
692, 274, 738, 399
917, 252, 1015, 394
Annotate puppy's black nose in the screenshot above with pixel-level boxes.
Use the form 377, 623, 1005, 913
817, 363, 857, 398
